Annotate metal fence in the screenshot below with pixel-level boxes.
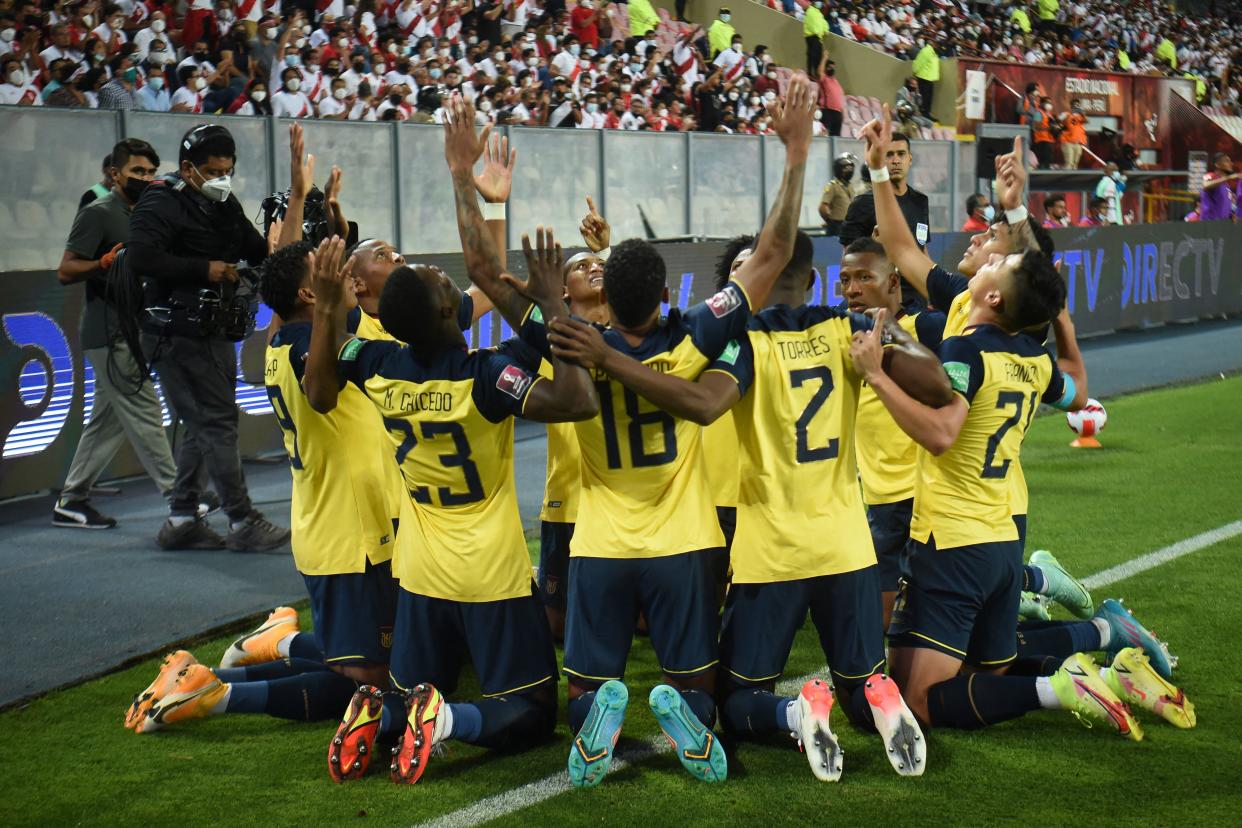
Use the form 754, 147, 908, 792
0, 105, 971, 271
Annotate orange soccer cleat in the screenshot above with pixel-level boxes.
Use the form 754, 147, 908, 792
136, 664, 228, 733
219, 607, 299, 668
124, 650, 199, 731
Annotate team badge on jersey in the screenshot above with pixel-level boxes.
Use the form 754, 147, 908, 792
706, 287, 742, 318
497, 364, 533, 399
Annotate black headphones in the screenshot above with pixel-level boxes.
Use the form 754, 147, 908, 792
179, 123, 233, 165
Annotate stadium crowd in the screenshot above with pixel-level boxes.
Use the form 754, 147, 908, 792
0, 0, 850, 135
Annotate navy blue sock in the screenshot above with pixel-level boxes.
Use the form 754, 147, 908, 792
447, 703, 483, 742
465, 695, 556, 750
225, 680, 269, 713
678, 689, 717, 729
258, 670, 358, 721
380, 692, 408, 742
568, 691, 596, 734
215, 657, 328, 684
1023, 564, 1046, 594
289, 632, 323, 662
1016, 621, 1101, 659
1005, 655, 1062, 676
720, 688, 788, 736
926, 673, 1040, 730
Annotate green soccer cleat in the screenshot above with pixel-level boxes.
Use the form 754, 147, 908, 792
1105, 647, 1196, 730
1019, 591, 1052, 621
1050, 653, 1143, 741
648, 684, 727, 784
567, 680, 629, 789
1095, 598, 1176, 679
1030, 550, 1094, 618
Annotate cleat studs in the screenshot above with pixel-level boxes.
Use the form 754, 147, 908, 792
358, 745, 367, 754
330, 755, 339, 763
353, 761, 361, 770
333, 737, 342, 746
898, 762, 905, 770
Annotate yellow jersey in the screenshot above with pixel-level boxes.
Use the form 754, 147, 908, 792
337, 336, 543, 602
264, 312, 400, 576
701, 410, 739, 509
520, 282, 753, 559
708, 305, 876, 584
538, 360, 581, 524
910, 324, 1075, 550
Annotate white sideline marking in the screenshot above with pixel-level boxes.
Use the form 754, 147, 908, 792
415, 519, 1242, 828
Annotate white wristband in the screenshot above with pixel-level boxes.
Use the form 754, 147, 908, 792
868, 166, 890, 183
1005, 205, 1029, 225
596, 246, 611, 261
480, 201, 506, 221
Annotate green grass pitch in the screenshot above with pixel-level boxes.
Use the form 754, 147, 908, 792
3, 376, 1240, 826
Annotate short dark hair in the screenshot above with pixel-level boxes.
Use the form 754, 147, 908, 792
1004, 250, 1065, 332
888, 133, 911, 150
1089, 195, 1108, 210
179, 123, 236, 166
259, 240, 313, 319
714, 234, 755, 290
778, 231, 815, 285
379, 265, 440, 349
603, 239, 666, 327
966, 193, 988, 215
1043, 193, 1066, 211
998, 213, 1055, 257
111, 138, 159, 171
843, 237, 887, 258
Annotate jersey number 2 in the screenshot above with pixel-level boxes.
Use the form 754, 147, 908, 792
383, 418, 485, 506
789, 367, 839, 463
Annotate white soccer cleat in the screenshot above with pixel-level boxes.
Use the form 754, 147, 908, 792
795, 679, 843, 782
864, 674, 926, 777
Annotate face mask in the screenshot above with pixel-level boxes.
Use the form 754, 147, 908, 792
389, 92, 402, 104
194, 168, 232, 202
586, 102, 598, 113
405, 92, 417, 104
111, 17, 124, 30
251, 89, 266, 102
352, 60, 364, 72
493, 52, 504, 62
731, 42, 742, 51
301, 24, 312, 36
763, 91, 775, 101
262, 26, 275, 40
766, 71, 776, 79
569, 44, 580, 56
82, 14, 93, 27
122, 176, 150, 202
728, 91, 738, 101
814, 110, 823, 121
7, 68, 24, 85
149, 50, 170, 64
480, 99, 493, 112
658, 107, 668, 117
981, 205, 996, 223
1043, 103, 1052, 110
286, 77, 301, 92
123, 67, 137, 83
749, 96, 759, 106
720, 13, 730, 22
194, 50, 209, 61
468, 36, 478, 45
325, 65, 339, 76
152, 19, 166, 33
294, 37, 307, 49
339, 38, 350, 51
286, 54, 301, 67
581, 0, 592, 7
429, 67, 442, 79
526, 57, 538, 67
149, 76, 165, 90
438, 47, 450, 58
333, 86, 347, 100
621, 83, 631, 92
192, 76, 206, 91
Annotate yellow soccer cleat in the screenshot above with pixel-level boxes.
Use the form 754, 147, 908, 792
1050, 653, 1143, 741
1105, 647, 1196, 730
219, 607, 299, 668
124, 650, 199, 730
137, 664, 228, 733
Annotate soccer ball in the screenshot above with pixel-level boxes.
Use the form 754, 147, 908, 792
1067, 398, 1107, 437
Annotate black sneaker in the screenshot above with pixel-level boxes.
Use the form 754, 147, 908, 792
197, 491, 222, 518
52, 500, 117, 529
226, 511, 290, 553
157, 517, 227, 550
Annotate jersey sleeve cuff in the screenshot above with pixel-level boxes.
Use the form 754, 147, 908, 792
727, 279, 754, 313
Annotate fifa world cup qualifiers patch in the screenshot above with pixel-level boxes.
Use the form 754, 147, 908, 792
706, 287, 742, 318
943, 361, 971, 395
497, 364, 534, 399
340, 338, 364, 361
718, 340, 741, 365
530, 306, 544, 323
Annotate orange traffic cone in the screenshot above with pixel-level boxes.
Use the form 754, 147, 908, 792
1070, 436, 1102, 448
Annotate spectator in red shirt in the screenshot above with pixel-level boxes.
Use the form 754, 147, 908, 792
569, 0, 604, 50
815, 51, 843, 136
961, 193, 993, 232
1078, 196, 1110, 226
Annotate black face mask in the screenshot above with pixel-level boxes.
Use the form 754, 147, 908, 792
826, 66, 836, 76
397, 61, 410, 72
353, 61, 365, 71
194, 51, 209, 61
389, 92, 403, 104
122, 176, 150, 203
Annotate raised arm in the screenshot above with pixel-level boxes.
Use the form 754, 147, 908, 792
729, 73, 817, 308
1049, 307, 1088, 409
995, 137, 1040, 253
278, 123, 313, 250
304, 237, 355, 414
547, 317, 741, 425
443, 93, 530, 329
501, 228, 599, 422
860, 105, 935, 297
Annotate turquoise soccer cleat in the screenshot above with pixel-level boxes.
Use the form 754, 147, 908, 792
648, 684, 727, 784
1095, 598, 1176, 679
568, 680, 629, 789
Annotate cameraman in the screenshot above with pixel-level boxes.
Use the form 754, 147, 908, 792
129, 123, 303, 552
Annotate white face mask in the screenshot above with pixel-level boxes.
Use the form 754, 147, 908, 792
148, 50, 169, 64
526, 57, 538, 67
749, 96, 759, 106
82, 14, 94, 27
493, 52, 504, 63
252, 90, 267, 102
480, 99, 493, 112
439, 47, 450, 57
334, 86, 347, 99
262, 27, 275, 40
374, 62, 386, 74
338, 38, 350, 51
195, 168, 233, 202
728, 91, 739, 101
7, 68, 24, 85
301, 24, 312, 36
152, 19, 166, 33
294, 37, 307, 49
468, 36, 478, 45
286, 77, 301, 92
720, 13, 730, 22
192, 76, 207, 91
658, 107, 668, 117
0, 28, 14, 43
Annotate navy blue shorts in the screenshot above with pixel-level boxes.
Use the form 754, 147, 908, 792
867, 498, 913, 592
388, 585, 558, 698
538, 521, 574, 611
302, 559, 398, 666
888, 534, 1022, 668
720, 567, 886, 692
1013, 514, 1027, 552
563, 550, 721, 683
